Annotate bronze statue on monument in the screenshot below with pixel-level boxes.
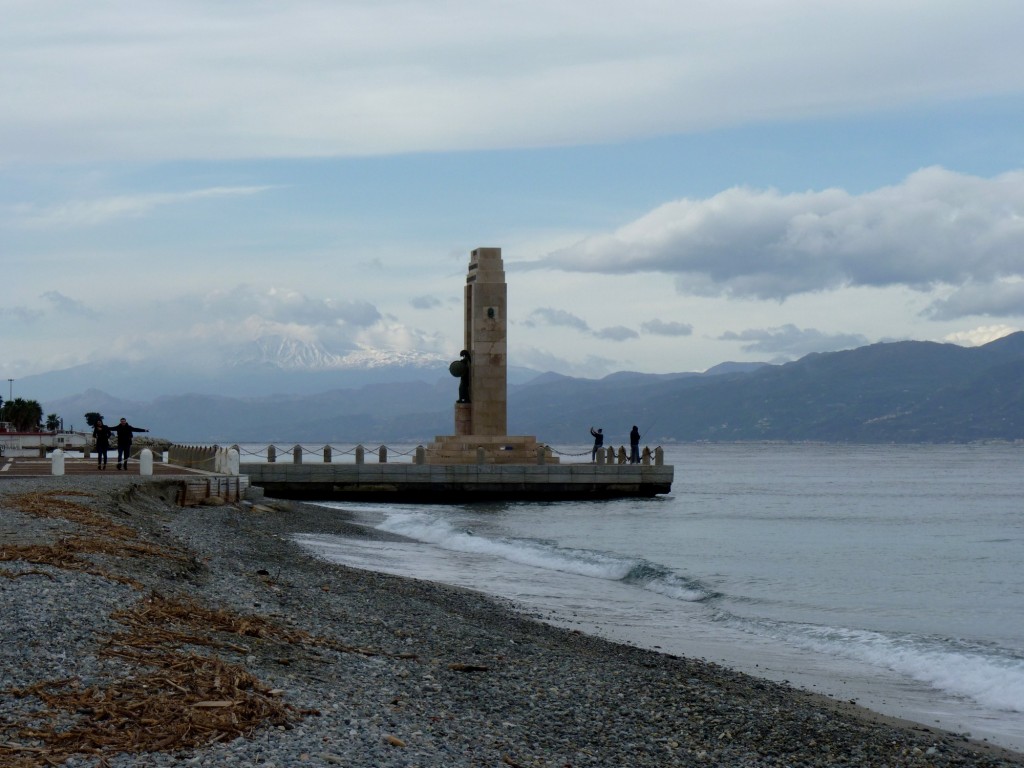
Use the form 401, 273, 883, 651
450, 349, 471, 402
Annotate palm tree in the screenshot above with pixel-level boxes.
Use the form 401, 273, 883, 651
1, 398, 44, 432
46, 413, 61, 431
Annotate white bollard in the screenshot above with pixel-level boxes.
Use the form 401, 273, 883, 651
51, 448, 65, 476
139, 449, 154, 476
227, 448, 240, 475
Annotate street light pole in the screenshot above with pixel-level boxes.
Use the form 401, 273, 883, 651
7, 379, 11, 402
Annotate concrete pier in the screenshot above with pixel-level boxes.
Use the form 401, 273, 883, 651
241, 461, 673, 502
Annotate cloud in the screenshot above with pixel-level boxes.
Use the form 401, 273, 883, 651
641, 319, 693, 337
4, 4, 1024, 164
41, 291, 99, 318
202, 285, 381, 329
524, 308, 591, 332
410, 295, 442, 310
594, 326, 639, 341
524, 307, 640, 342
924, 279, 1024, 320
537, 168, 1024, 303
517, 347, 619, 378
0, 306, 43, 324
944, 325, 1021, 347
719, 324, 869, 357
14, 186, 275, 228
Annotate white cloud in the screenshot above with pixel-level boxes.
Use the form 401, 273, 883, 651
12, 186, 275, 228
3, 3, 1023, 164
539, 168, 1024, 303
944, 325, 1020, 347
517, 347, 618, 378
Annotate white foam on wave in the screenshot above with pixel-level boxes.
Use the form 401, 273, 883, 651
770, 622, 1024, 712
375, 510, 707, 602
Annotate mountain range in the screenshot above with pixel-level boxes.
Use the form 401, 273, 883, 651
28, 333, 1024, 445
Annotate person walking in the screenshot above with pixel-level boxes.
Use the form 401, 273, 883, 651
590, 426, 604, 462
92, 418, 112, 470
112, 417, 149, 470
629, 425, 641, 464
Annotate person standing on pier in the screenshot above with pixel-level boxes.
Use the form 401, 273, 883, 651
590, 427, 604, 462
92, 418, 112, 470
113, 417, 148, 470
629, 425, 641, 464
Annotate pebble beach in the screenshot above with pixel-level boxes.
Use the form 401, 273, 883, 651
2, 476, 1023, 768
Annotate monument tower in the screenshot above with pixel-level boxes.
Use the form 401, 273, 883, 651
425, 247, 555, 464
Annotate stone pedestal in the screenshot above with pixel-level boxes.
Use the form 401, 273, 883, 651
424, 434, 558, 465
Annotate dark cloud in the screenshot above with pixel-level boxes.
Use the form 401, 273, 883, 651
641, 319, 693, 336
924, 281, 1024, 320
594, 325, 640, 341
525, 307, 641, 342
535, 168, 1024, 304
719, 324, 868, 357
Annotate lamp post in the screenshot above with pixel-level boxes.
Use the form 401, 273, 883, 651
6, 379, 11, 402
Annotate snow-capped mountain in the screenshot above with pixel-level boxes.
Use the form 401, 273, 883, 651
230, 336, 447, 371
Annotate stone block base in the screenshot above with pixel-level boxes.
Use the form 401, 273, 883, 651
423, 434, 559, 465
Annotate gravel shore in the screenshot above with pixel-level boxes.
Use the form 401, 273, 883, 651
2, 476, 1023, 768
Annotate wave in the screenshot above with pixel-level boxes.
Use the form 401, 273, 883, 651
374, 510, 711, 603
733, 617, 1024, 713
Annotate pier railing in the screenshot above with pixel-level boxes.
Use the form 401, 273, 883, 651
169, 443, 665, 467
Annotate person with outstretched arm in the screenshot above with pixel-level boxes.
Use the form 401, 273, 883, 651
590, 426, 604, 462
113, 417, 149, 470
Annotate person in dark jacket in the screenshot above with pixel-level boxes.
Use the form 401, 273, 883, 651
629, 425, 641, 464
92, 419, 112, 470
590, 426, 604, 462
113, 417, 149, 470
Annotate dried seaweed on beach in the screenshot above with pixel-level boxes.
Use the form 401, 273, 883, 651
0, 542, 144, 587
9, 490, 140, 541
0, 592, 311, 767
4, 653, 295, 766
2, 491, 187, 588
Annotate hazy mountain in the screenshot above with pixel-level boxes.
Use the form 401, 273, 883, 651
19, 335, 546, 403
33, 334, 1024, 444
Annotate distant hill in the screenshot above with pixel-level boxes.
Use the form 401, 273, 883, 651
508, 333, 1024, 444
37, 334, 1024, 444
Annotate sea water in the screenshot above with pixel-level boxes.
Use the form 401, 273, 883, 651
291, 443, 1024, 752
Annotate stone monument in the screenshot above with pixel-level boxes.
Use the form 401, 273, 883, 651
425, 247, 557, 465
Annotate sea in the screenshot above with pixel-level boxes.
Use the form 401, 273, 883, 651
281, 443, 1024, 752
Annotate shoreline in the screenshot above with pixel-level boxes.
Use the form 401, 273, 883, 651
2, 476, 1023, 767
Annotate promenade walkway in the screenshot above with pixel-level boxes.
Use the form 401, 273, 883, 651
0, 456, 208, 478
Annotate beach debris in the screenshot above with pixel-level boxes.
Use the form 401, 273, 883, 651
448, 662, 490, 673
384, 734, 407, 747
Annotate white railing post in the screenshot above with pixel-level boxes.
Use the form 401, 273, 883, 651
51, 448, 65, 476
140, 449, 154, 476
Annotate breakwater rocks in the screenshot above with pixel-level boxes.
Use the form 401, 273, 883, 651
2, 476, 1022, 767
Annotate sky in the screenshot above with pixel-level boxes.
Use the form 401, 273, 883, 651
4, 0, 1024, 385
